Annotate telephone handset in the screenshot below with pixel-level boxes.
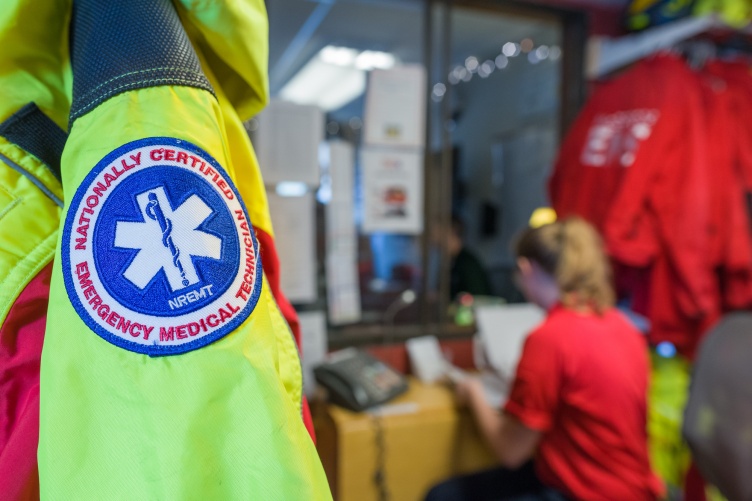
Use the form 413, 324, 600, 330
313, 348, 408, 412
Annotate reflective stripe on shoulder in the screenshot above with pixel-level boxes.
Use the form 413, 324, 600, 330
0, 151, 63, 207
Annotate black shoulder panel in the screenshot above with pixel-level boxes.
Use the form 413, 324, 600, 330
69, 0, 215, 125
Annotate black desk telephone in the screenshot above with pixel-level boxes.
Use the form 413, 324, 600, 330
313, 348, 409, 412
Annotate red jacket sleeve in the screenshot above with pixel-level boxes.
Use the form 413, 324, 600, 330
705, 61, 752, 311
605, 57, 714, 320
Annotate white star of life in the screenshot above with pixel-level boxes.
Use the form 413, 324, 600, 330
114, 186, 221, 292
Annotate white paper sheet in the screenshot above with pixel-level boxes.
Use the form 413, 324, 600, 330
363, 65, 426, 148
325, 141, 361, 325
406, 336, 447, 383
474, 303, 545, 383
253, 100, 323, 186
298, 311, 328, 397
328, 140, 356, 205
325, 263, 361, 325
361, 148, 423, 235
266, 192, 318, 303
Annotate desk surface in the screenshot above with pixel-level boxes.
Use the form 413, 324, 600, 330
314, 378, 497, 501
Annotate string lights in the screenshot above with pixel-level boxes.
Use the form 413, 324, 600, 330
433, 39, 562, 101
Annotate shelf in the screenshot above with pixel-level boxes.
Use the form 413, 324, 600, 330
586, 15, 718, 78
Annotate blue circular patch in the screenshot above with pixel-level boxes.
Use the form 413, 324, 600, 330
61, 137, 262, 357
92, 167, 240, 317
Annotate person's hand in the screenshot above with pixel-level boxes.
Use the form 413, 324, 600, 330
454, 376, 483, 407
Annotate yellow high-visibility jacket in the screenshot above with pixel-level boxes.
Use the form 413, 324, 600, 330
0, 0, 332, 498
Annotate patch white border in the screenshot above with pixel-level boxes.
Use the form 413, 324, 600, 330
62, 137, 261, 356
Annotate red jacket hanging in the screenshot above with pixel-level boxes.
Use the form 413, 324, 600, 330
550, 54, 715, 357
707, 60, 752, 194
698, 65, 752, 312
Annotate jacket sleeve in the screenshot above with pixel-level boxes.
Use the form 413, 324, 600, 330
38, 1, 331, 498
0, 0, 70, 494
604, 58, 715, 320
176, 0, 269, 120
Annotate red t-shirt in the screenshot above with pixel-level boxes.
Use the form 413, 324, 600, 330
504, 305, 663, 501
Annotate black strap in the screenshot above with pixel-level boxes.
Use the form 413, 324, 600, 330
69, 0, 215, 126
0, 103, 67, 182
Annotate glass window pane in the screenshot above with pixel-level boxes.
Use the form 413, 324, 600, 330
265, 0, 427, 332
447, 5, 563, 304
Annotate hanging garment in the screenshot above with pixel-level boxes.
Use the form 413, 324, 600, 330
706, 60, 752, 248
697, 66, 752, 312
550, 54, 715, 357
0, 106, 65, 499
0, 0, 70, 498
7, 0, 334, 498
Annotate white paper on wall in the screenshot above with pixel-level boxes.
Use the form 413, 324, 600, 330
325, 141, 361, 325
298, 311, 328, 397
326, 254, 362, 325
363, 65, 427, 148
361, 147, 424, 235
266, 192, 318, 303
254, 100, 324, 186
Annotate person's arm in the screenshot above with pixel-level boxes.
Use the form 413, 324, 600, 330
456, 378, 542, 468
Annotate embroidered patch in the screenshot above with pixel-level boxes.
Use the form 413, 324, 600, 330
62, 137, 261, 356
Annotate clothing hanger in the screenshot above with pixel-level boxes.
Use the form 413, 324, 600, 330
674, 38, 717, 69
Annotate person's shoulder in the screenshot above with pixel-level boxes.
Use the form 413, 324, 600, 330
520, 311, 570, 362
536, 304, 580, 329
601, 308, 651, 354
527, 307, 569, 341
535, 305, 639, 338
602, 307, 644, 334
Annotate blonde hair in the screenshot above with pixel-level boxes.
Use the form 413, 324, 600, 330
515, 216, 615, 313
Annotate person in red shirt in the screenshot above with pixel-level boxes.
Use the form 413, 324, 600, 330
424, 217, 663, 501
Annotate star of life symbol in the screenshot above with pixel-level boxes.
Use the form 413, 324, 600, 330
62, 137, 261, 357
115, 187, 221, 292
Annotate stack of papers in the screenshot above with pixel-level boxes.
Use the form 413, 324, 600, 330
406, 303, 544, 407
